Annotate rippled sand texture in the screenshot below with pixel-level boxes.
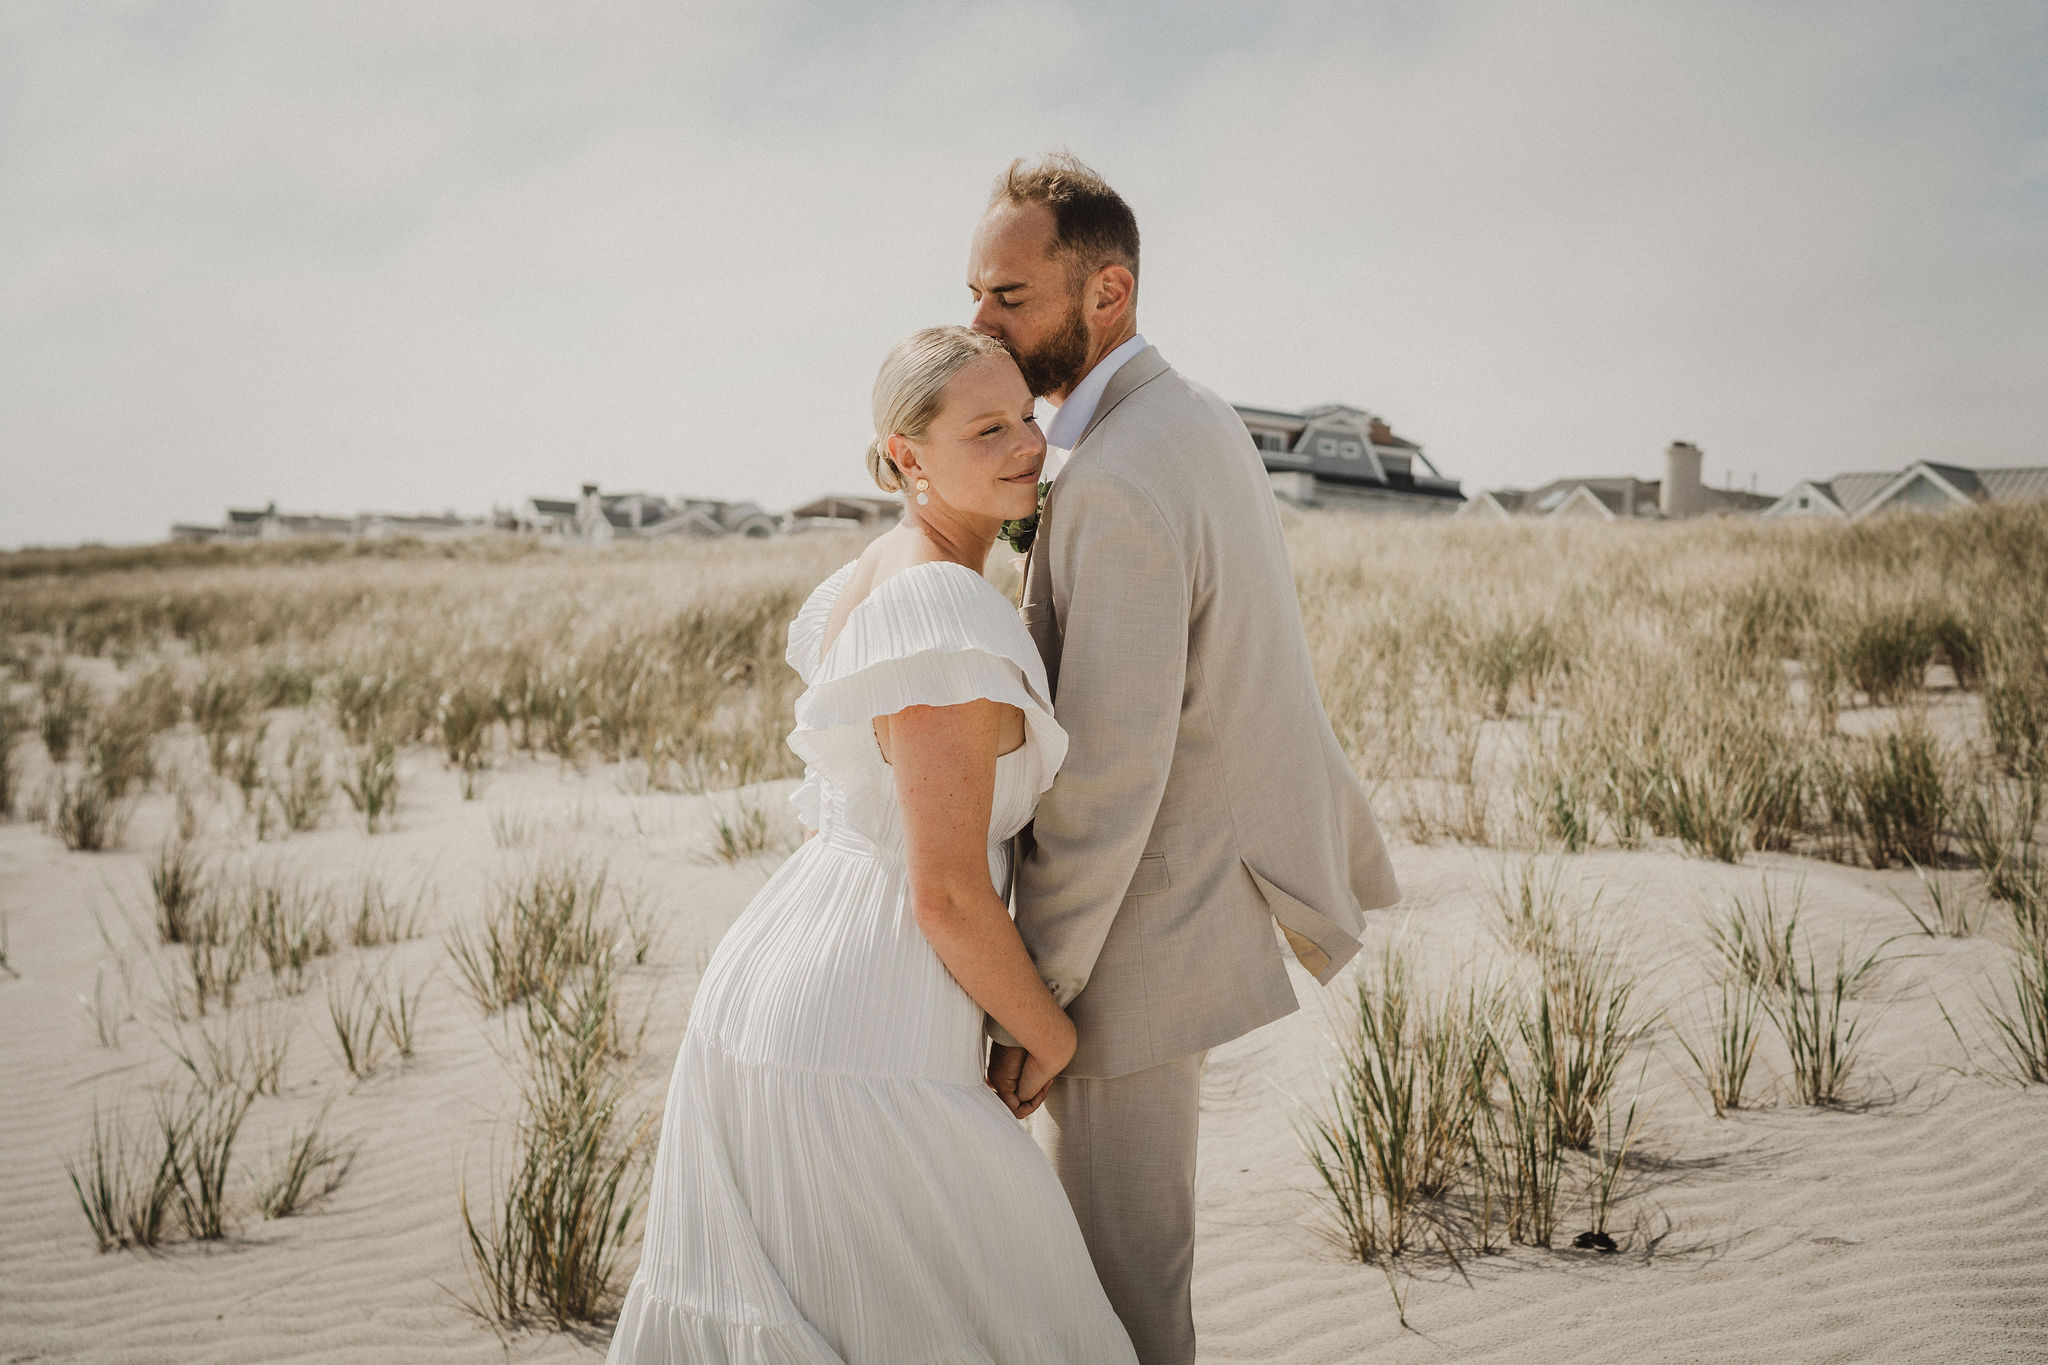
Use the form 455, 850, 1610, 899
5, 752, 2047, 1363
1195, 846, 2048, 1364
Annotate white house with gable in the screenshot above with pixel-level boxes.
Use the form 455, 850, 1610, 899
1763, 460, 2048, 520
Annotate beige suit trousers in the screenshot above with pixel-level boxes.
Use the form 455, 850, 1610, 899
1037, 1052, 1208, 1365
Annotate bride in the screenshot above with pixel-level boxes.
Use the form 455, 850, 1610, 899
606, 326, 1138, 1363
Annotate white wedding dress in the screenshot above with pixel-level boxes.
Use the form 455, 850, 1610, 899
607, 560, 1138, 1365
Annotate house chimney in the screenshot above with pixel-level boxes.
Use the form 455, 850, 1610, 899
581, 483, 599, 498
1661, 441, 1705, 519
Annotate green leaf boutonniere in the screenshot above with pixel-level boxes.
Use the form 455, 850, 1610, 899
1001, 480, 1052, 555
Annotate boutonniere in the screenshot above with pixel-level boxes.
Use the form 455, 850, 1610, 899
1001, 480, 1052, 555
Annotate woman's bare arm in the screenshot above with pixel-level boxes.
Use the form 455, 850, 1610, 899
888, 698, 1073, 1111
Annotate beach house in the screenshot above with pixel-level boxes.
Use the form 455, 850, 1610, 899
1232, 403, 1465, 514
1459, 442, 1776, 521
1762, 460, 2048, 520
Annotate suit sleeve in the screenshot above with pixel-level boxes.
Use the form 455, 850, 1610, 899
1014, 462, 1189, 1009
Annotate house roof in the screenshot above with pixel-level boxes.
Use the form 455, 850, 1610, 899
1978, 466, 2048, 501
789, 495, 901, 521
1824, 471, 1905, 515
1703, 487, 1778, 513
367, 512, 474, 528
635, 508, 726, 538
1523, 477, 1660, 517
273, 515, 353, 534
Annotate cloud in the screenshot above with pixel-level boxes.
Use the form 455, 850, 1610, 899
2, 0, 2043, 547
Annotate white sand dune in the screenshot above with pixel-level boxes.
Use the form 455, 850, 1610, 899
4, 757, 2047, 1362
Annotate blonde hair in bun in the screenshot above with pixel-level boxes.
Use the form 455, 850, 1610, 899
867, 326, 1010, 493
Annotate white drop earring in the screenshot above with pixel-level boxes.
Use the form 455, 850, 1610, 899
915, 478, 930, 507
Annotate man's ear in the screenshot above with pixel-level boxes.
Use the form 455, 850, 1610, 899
1088, 264, 1135, 328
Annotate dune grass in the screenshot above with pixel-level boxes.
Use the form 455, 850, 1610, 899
1298, 945, 1490, 1261
254, 1101, 356, 1219
239, 870, 337, 995
1673, 980, 1766, 1116
326, 966, 390, 1079
66, 1103, 182, 1252
701, 788, 788, 865
346, 871, 431, 948
1764, 946, 1871, 1107
1980, 932, 2048, 1085
66, 1086, 252, 1250
0, 697, 23, 819
12, 498, 2048, 1303
1287, 502, 2048, 874
161, 1004, 292, 1099
1703, 881, 1803, 996
448, 852, 642, 1014
340, 739, 401, 833
1893, 862, 1978, 938
459, 944, 654, 1328
148, 834, 209, 944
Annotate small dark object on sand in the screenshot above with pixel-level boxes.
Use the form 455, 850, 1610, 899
1573, 1231, 1618, 1253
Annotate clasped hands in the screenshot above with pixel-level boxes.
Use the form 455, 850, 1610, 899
986, 1041, 1064, 1120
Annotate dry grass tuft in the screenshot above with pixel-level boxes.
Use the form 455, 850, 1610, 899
254, 1102, 356, 1218
1298, 945, 1491, 1262
459, 945, 654, 1328
340, 739, 401, 832
449, 853, 625, 1013
326, 966, 390, 1079
700, 789, 790, 864
347, 871, 431, 948
1765, 945, 1872, 1107
1673, 980, 1766, 1116
148, 834, 209, 944
65, 1086, 252, 1250
0, 696, 25, 819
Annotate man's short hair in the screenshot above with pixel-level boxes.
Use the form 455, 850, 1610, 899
989, 153, 1140, 287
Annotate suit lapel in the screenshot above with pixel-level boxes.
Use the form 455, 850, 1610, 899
1023, 347, 1168, 698
1074, 345, 1168, 450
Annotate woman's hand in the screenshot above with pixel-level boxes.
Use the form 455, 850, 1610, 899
1013, 1017, 1076, 1120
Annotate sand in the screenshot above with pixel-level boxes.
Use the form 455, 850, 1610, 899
4, 742, 2047, 1363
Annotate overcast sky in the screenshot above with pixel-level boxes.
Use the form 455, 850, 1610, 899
4, 1, 2044, 549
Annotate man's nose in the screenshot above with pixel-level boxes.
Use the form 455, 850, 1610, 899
969, 297, 1002, 338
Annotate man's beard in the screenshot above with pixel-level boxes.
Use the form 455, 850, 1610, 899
1011, 297, 1090, 399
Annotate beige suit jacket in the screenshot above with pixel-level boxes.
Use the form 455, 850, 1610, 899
1011, 345, 1400, 1079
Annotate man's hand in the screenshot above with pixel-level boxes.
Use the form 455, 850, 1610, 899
987, 1042, 1029, 1117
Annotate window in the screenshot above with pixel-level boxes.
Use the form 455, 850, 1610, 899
1796, 494, 1810, 509
1316, 437, 1337, 456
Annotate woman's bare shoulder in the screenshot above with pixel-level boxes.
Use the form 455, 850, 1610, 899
820, 531, 957, 657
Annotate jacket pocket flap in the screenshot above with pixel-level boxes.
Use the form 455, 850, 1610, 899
1124, 851, 1170, 898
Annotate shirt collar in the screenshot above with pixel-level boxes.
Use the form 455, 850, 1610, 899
1042, 333, 1148, 451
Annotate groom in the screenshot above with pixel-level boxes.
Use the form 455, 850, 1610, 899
970, 154, 1400, 1363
